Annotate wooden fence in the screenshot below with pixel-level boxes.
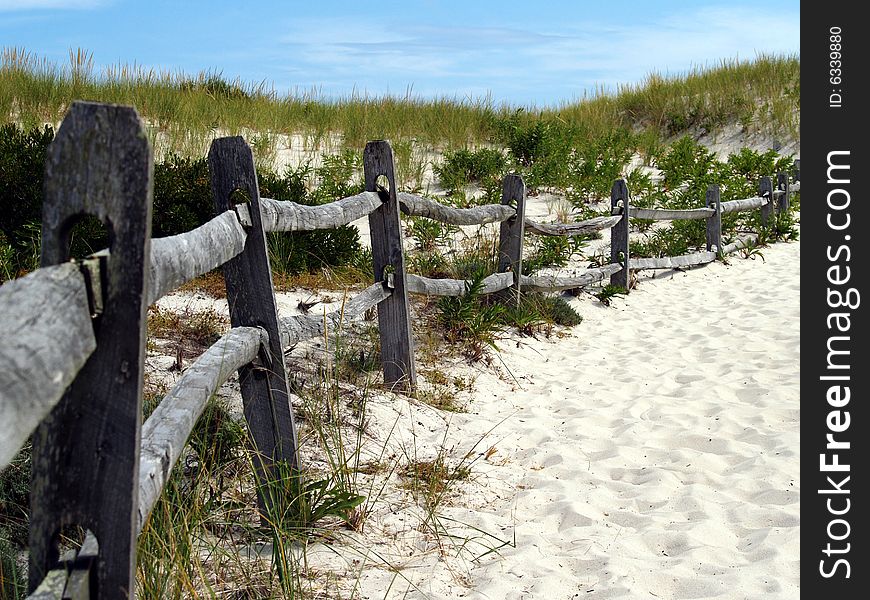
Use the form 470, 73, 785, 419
0, 101, 800, 598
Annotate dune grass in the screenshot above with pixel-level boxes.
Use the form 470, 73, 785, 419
2, 48, 798, 158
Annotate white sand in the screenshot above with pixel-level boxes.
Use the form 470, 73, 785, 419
311, 237, 799, 599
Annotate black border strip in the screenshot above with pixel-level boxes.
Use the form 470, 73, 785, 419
802, 3, 869, 595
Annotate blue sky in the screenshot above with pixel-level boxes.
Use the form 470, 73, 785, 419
1, 0, 800, 107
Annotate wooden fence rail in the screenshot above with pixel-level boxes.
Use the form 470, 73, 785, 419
0, 100, 800, 598
0, 263, 95, 467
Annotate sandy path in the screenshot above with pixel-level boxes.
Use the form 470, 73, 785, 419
353, 238, 801, 599
457, 240, 800, 599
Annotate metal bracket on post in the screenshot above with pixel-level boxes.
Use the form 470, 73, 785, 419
30, 101, 152, 598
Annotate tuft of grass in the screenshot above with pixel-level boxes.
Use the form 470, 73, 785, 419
416, 368, 470, 412
404, 216, 459, 253
333, 324, 381, 385
400, 456, 471, 511
595, 284, 628, 306
739, 240, 766, 261
147, 306, 225, 348
0, 526, 26, 600
524, 235, 589, 274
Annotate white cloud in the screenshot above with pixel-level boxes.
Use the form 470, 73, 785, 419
262, 4, 799, 105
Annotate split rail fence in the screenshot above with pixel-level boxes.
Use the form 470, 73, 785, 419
0, 102, 800, 598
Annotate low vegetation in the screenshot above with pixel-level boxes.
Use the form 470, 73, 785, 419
2, 47, 797, 179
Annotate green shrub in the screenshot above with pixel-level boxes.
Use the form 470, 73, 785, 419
405, 216, 458, 252
152, 154, 214, 238
256, 161, 362, 275
435, 148, 506, 196
524, 235, 587, 274
565, 130, 634, 204
494, 110, 575, 190
311, 149, 363, 203
0, 128, 362, 279
408, 250, 450, 278
437, 271, 506, 358
532, 294, 583, 326
656, 135, 718, 191
179, 74, 250, 101
0, 124, 53, 276
496, 110, 552, 168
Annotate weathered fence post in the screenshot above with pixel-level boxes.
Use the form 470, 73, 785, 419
794, 159, 800, 182
759, 176, 773, 228
706, 184, 721, 253
610, 179, 630, 290
208, 137, 298, 518
777, 172, 790, 215
364, 140, 416, 393
29, 101, 152, 597
497, 174, 526, 305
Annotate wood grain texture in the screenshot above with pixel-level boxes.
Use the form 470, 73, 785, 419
397, 192, 515, 225
279, 282, 391, 346
245, 192, 383, 231
631, 251, 717, 271
520, 264, 622, 291
610, 179, 630, 289
0, 264, 95, 468
148, 209, 247, 304
365, 141, 416, 392
403, 272, 514, 296
209, 136, 299, 511
497, 174, 526, 303
30, 101, 151, 598
720, 196, 768, 214
722, 234, 759, 255
706, 184, 722, 253
525, 215, 621, 236
138, 326, 265, 531
625, 206, 714, 220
